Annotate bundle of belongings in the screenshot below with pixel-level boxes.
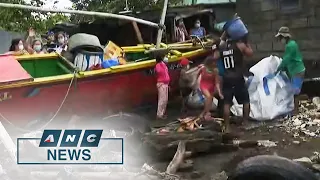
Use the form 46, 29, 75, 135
231, 55, 294, 121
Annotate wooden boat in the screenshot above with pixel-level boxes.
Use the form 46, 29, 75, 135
0, 41, 212, 127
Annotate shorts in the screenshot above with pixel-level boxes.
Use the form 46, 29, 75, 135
223, 76, 249, 105
180, 87, 193, 98
292, 71, 305, 95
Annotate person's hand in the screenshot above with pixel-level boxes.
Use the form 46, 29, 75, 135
219, 93, 224, 100
198, 64, 204, 69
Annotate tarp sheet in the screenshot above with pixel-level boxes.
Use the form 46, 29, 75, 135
0, 55, 33, 85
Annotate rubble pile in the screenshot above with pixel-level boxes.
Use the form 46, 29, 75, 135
274, 98, 320, 138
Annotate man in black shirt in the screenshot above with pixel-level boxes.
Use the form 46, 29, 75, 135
214, 37, 253, 133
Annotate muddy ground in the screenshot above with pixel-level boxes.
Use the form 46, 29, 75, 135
141, 101, 320, 180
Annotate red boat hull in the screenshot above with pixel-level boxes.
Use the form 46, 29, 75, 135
0, 54, 208, 126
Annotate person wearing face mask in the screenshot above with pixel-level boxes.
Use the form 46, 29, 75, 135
155, 55, 171, 120
179, 58, 203, 114
275, 26, 305, 115
55, 32, 68, 54
190, 19, 206, 38
175, 19, 189, 42
32, 39, 45, 54
7, 39, 29, 56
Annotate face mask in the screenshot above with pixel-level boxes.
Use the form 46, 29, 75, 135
58, 38, 65, 44
18, 45, 24, 51
34, 45, 41, 52
186, 64, 190, 69
195, 23, 200, 28
163, 57, 169, 63
280, 38, 286, 44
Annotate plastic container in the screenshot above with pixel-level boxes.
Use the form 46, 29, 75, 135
102, 58, 120, 69
223, 17, 248, 40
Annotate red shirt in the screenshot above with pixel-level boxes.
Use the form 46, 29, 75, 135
155, 62, 170, 84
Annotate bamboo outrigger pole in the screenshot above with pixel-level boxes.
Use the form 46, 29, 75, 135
156, 0, 169, 48
0, 3, 159, 28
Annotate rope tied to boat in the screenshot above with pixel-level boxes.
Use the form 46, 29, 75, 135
0, 70, 77, 133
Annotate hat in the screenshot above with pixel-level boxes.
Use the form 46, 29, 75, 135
180, 58, 191, 66
275, 26, 291, 38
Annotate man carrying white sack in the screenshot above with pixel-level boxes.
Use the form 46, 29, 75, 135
274, 27, 305, 115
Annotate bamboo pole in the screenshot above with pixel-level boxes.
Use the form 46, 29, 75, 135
132, 21, 144, 44
0, 3, 159, 28
156, 0, 169, 48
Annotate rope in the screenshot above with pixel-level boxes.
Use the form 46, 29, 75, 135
0, 70, 77, 133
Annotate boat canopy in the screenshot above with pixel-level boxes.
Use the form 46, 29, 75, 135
0, 55, 33, 85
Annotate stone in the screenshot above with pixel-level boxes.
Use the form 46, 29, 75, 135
292, 140, 300, 145
211, 171, 228, 180
293, 157, 313, 167
312, 164, 320, 172
257, 140, 277, 147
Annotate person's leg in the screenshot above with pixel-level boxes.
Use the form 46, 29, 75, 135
199, 88, 213, 120
180, 88, 192, 114
222, 86, 233, 133
292, 72, 305, 114
157, 83, 167, 119
235, 82, 250, 125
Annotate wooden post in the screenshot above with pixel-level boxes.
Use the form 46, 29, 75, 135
156, 0, 169, 48
132, 22, 144, 44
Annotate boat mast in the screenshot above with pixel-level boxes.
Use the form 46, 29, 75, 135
156, 0, 169, 48
0, 3, 159, 28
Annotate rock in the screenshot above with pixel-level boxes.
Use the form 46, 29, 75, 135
257, 140, 277, 147
292, 141, 300, 145
211, 171, 228, 180
190, 171, 205, 179
312, 164, 320, 172
293, 157, 313, 167
293, 119, 303, 126
312, 97, 320, 108
313, 119, 320, 124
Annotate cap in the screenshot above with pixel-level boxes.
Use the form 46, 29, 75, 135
180, 58, 191, 66
275, 26, 291, 38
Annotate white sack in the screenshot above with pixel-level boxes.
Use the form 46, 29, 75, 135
230, 55, 294, 121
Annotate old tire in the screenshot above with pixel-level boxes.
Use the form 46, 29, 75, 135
228, 155, 318, 180
101, 112, 151, 163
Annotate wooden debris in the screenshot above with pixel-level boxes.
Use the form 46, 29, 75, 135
166, 141, 186, 174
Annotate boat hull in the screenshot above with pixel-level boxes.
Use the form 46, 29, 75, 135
0, 53, 208, 127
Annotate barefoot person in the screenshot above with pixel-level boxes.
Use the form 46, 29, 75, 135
214, 36, 253, 133
155, 55, 170, 120
198, 56, 223, 121
275, 27, 305, 115
179, 58, 202, 114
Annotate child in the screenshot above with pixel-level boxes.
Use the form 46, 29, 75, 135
198, 56, 224, 120
155, 55, 170, 120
